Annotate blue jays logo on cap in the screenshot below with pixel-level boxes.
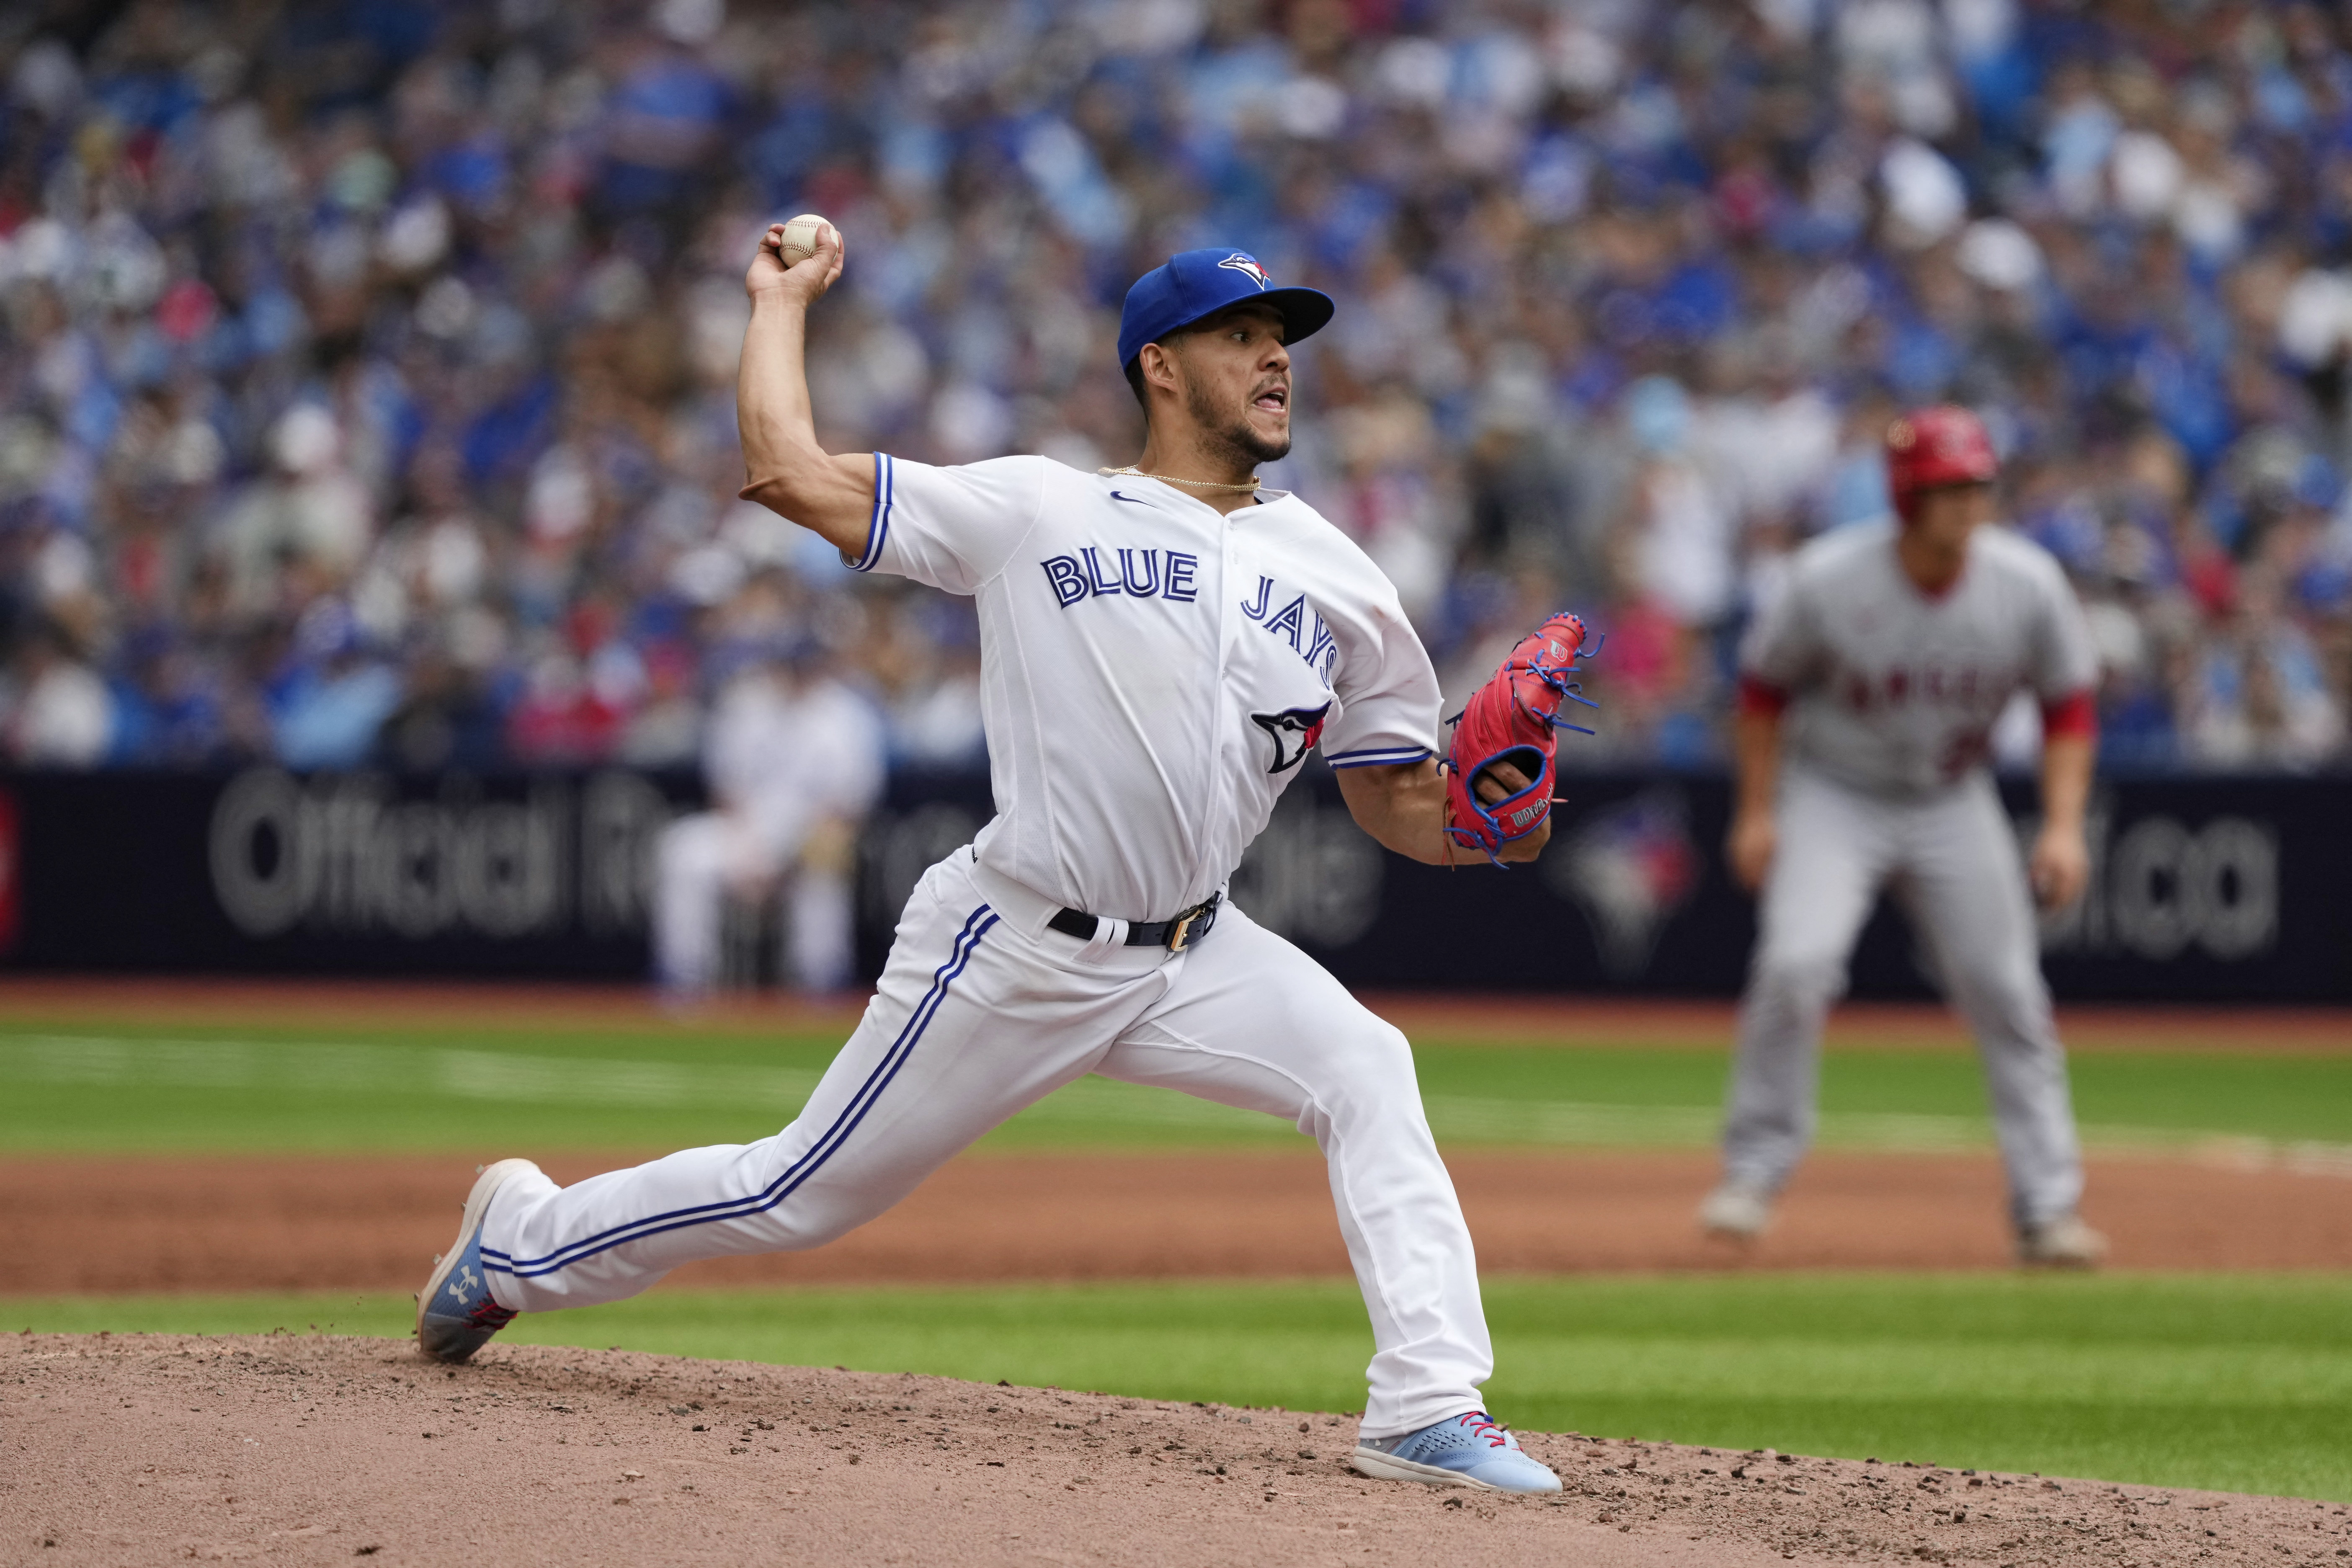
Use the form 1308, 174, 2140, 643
1118, 248, 1336, 371
1218, 253, 1271, 289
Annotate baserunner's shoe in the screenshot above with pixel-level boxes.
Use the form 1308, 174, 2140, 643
415, 1158, 539, 1363
1351, 1412, 1563, 1493
2017, 1212, 2107, 1269
1697, 1179, 1775, 1240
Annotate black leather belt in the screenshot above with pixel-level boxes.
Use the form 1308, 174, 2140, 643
1049, 891, 1222, 952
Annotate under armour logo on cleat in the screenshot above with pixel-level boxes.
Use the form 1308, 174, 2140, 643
447, 1265, 479, 1301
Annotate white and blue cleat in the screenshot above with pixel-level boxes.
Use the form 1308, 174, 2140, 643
415, 1158, 539, 1364
1351, 1411, 1564, 1493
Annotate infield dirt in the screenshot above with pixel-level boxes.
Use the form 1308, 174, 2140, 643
5, 1146, 2349, 1295
10, 1332, 2344, 1567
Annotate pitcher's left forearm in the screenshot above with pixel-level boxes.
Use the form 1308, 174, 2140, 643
1334, 758, 1546, 866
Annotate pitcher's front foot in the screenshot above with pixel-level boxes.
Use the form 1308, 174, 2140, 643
1351, 1412, 1563, 1493
415, 1158, 539, 1363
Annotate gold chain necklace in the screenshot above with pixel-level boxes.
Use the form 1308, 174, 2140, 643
1098, 465, 1261, 494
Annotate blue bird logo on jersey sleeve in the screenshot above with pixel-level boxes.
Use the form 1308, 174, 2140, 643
1251, 703, 1330, 774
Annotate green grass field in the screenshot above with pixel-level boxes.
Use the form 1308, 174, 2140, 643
13, 1273, 2348, 1503
5, 1007, 2349, 1501
3, 1016, 2349, 1158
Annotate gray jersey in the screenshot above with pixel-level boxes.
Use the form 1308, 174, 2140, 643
1740, 520, 2097, 795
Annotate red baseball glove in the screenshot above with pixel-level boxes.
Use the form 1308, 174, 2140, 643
1442, 611, 1598, 865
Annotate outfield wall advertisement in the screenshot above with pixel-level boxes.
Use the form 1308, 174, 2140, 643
0, 766, 2342, 1000
0, 768, 693, 978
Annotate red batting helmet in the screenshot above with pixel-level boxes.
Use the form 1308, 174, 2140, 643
1885, 405, 1998, 523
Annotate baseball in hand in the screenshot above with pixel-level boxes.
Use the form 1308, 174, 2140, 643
769, 213, 833, 268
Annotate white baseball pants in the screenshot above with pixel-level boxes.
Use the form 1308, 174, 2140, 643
1722, 766, 2085, 1227
483, 846, 1494, 1438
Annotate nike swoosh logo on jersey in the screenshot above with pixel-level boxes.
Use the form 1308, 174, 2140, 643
1109, 490, 1158, 507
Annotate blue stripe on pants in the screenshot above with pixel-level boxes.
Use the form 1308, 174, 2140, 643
482, 902, 997, 1279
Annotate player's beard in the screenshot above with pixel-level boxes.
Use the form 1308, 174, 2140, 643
1188, 376, 1292, 468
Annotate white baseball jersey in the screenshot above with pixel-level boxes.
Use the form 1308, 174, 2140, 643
1741, 519, 2098, 795
847, 454, 1442, 921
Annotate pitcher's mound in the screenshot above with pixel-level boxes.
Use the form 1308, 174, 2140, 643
7, 1333, 2330, 1565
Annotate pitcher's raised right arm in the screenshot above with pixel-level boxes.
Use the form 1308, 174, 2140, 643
736, 219, 875, 562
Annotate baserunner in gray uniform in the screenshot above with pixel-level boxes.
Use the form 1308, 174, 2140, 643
1700, 405, 2107, 1266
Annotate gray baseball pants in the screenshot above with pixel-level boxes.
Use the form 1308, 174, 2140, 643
1720, 765, 2084, 1228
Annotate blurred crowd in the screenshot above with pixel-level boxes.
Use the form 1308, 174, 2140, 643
4, 0, 2350, 777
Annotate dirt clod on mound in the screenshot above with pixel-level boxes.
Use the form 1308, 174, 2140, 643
10, 1335, 2343, 1566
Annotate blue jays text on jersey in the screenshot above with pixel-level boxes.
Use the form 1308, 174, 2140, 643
1038, 545, 1341, 692
1039, 546, 1201, 606
1241, 575, 1340, 685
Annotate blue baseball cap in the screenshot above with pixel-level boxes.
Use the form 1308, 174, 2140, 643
1117, 248, 1335, 371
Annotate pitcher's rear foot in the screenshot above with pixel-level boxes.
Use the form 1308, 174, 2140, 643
415, 1158, 539, 1363
1351, 1412, 1563, 1493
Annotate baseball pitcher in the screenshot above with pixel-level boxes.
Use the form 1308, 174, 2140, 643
415, 224, 1595, 1493
1700, 405, 2107, 1266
